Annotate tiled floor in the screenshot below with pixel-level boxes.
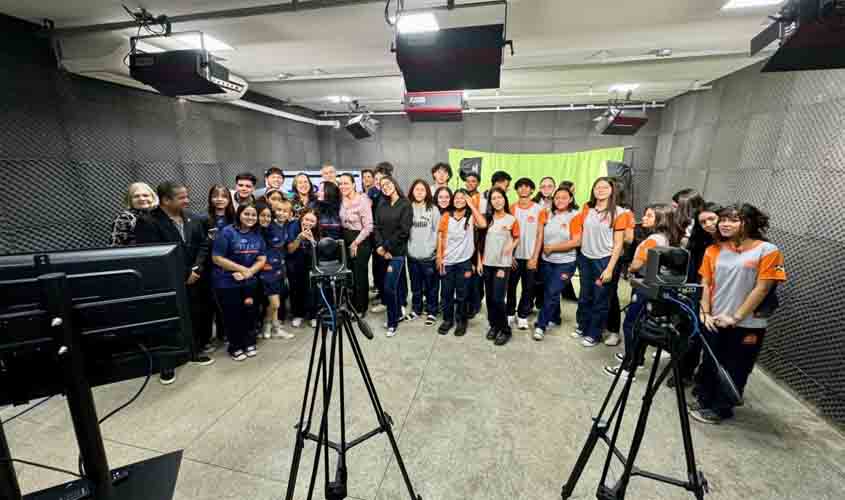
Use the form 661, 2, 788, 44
4, 298, 845, 500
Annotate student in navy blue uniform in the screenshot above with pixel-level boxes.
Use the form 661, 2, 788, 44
202, 184, 236, 351
135, 181, 213, 385
286, 208, 320, 328
212, 203, 267, 361
317, 181, 344, 240
256, 201, 295, 340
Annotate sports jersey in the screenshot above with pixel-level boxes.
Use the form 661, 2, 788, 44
699, 241, 787, 329
632, 233, 670, 276
575, 206, 634, 259
483, 213, 520, 268
212, 225, 266, 289
511, 201, 548, 260
261, 221, 290, 284
438, 212, 475, 265
541, 210, 582, 264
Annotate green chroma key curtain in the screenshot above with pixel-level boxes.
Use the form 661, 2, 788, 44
447, 147, 625, 206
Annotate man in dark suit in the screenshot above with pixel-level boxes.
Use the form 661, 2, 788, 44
136, 181, 214, 385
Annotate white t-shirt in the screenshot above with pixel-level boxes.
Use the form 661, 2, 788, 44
575, 206, 634, 260
511, 201, 548, 260
438, 213, 475, 265
483, 213, 520, 268
542, 210, 581, 264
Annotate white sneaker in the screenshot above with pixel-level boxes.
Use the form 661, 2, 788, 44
291, 317, 303, 328
261, 323, 273, 340
548, 321, 561, 328
517, 317, 529, 330
371, 304, 387, 313
570, 329, 584, 339
581, 337, 599, 348
273, 321, 294, 339
507, 315, 515, 327
604, 333, 621, 346
533, 328, 545, 341
386, 327, 397, 338
407, 311, 419, 321
310, 319, 317, 328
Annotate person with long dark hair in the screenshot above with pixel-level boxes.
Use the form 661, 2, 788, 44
286, 208, 320, 328
534, 186, 581, 341
339, 173, 373, 316
672, 188, 705, 246
571, 177, 634, 347
211, 203, 266, 361
203, 184, 236, 350
292, 173, 317, 220
407, 179, 440, 326
480, 188, 519, 346
437, 189, 487, 336
317, 181, 343, 240
374, 176, 413, 337
604, 203, 683, 378
256, 201, 294, 340
111, 182, 158, 246
506, 178, 547, 331
558, 180, 579, 302
434, 186, 453, 215
533, 176, 556, 210
691, 203, 786, 424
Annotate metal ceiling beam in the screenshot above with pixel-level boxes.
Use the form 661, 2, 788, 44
51, 0, 385, 37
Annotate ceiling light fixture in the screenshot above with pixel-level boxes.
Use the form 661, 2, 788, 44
327, 95, 352, 104
172, 33, 234, 51
609, 83, 640, 93
397, 13, 440, 34
653, 48, 673, 57
721, 0, 783, 10
134, 40, 164, 53
312, 69, 327, 76
277, 72, 293, 80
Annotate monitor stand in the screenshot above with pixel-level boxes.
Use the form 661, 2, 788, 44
0, 273, 182, 500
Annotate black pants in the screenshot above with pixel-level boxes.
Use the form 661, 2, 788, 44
605, 263, 624, 334
695, 326, 766, 418
188, 280, 213, 357
216, 284, 259, 355
484, 266, 510, 331
679, 336, 703, 381
373, 252, 387, 302
343, 229, 372, 315
287, 260, 313, 319
506, 259, 536, 319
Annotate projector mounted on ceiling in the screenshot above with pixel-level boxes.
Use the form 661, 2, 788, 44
595, 108, 649, 136
751, 0, 845, 72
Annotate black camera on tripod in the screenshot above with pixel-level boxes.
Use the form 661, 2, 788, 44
309, 237, 354, 289
630, 247, 701, 354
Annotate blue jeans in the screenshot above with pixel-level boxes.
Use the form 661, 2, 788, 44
408, 258, 439, 316
384, 257, 408, 328
623, 290, 647, 365
536, 261, 576, 331
441, 259, 472, 323
576, 254, 612, 342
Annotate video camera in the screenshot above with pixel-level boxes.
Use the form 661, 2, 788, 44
309, 237, 353, 289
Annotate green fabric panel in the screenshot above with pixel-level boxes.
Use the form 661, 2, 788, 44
447, 147, 623, 206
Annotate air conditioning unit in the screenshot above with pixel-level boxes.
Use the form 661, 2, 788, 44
595, 109, 649, 136
61, 45, 248, 101
404, 91, 463, 122
130, 49, 245, 97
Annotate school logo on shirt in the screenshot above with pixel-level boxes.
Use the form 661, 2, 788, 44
774, 264, 785, 273
527, 216, 536, 223
743, 259, 759, 269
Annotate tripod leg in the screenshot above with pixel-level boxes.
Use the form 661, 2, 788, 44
306, 320, 341, 500
336, 316, 349, 496
672, 351, 707, 500
561, 346, 633, 499
343, 319, 422, 500
614, 349, 672, 500
596, 357, 638, 500
286, 316, 325, 500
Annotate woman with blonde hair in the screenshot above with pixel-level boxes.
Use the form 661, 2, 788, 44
111, 182, 158, 246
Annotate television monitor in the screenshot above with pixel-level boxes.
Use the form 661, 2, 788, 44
0, 244, 193, 407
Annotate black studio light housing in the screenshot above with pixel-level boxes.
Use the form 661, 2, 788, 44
751, 0, 845, 72
389, 0, 513, 92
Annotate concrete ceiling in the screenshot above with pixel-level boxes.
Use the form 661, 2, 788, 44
1, 0, 784, 112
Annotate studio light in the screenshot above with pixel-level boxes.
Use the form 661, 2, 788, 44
397, 12, 439, 33
172, 33, 234, 51
722, 0, 783, 9
609, 83, 640, 93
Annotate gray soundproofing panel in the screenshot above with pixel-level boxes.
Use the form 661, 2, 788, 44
652, 61, 845, 428
0, 42, 320, 255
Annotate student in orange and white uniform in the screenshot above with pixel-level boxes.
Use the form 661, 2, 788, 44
506, 178, 547, 331
690, 203, 786, 424
436, 189, 487, 337
571, 177, 635, 347
478, 188, 520, 346
534, 185, 581, 341
603, 204, 683, 379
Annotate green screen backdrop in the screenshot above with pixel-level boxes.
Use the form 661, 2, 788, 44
447, 147, 625, 206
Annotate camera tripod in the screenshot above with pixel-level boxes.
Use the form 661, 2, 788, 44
561, 313, 708, 500
285, 281, 422, 500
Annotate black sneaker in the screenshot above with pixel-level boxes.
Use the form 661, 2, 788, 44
438, 321, 453, 335
454, 321, 468, 337
494, 330, 511, 346
486, 327, 498, 340
159, 369, 176, 385
191, 354, 215, 367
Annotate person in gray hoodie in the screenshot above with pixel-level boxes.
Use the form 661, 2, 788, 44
407, 179, 441, 326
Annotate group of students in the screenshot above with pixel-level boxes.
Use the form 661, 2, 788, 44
110, 164, 787, 425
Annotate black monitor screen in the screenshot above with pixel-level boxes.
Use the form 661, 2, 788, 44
0, 244, 193, 407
